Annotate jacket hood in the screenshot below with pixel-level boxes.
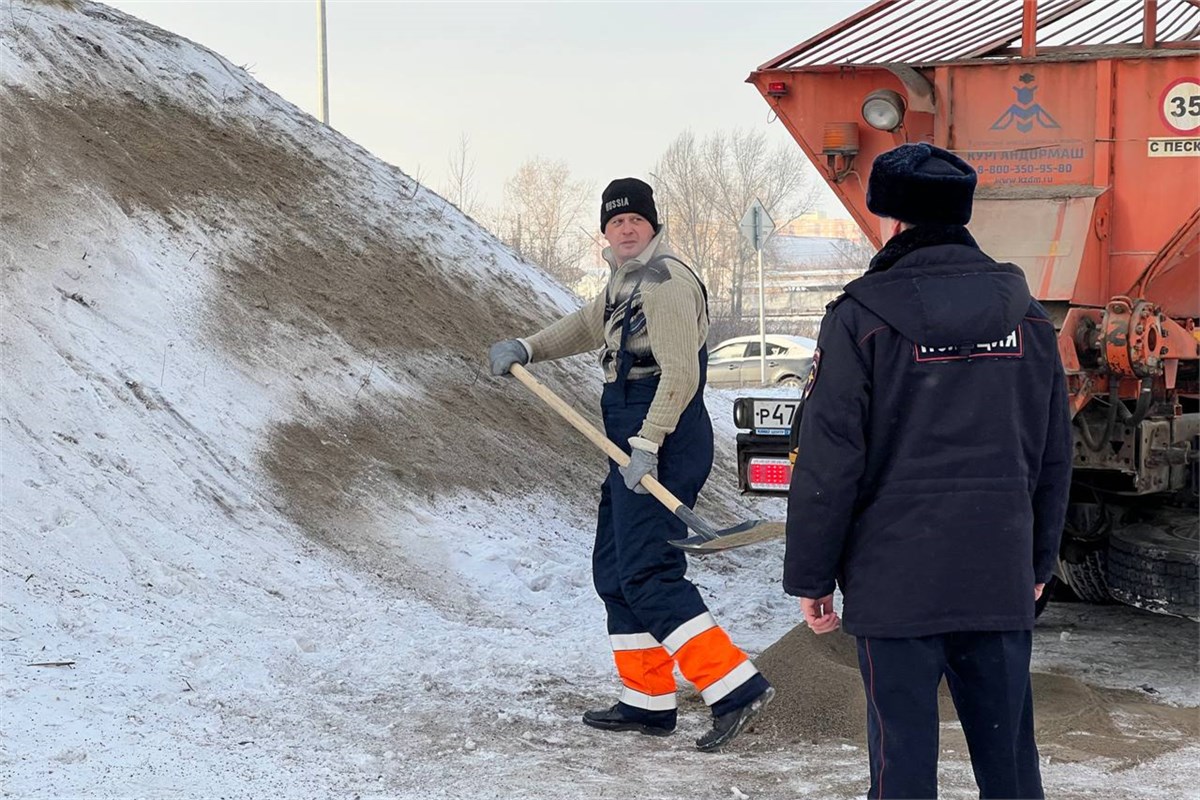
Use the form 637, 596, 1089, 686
845, 236, 1031, 347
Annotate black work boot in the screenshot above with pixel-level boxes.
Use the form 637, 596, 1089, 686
695, 686, 775, 752
582, 703, 675, 737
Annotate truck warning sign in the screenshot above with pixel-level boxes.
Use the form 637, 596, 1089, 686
1159, 77, 1200, 134
1148, 138, 1200, 157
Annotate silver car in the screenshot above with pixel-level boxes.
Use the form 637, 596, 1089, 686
707, 334, 816, 389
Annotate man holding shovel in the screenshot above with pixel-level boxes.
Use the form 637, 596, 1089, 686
488, 177, 773, 752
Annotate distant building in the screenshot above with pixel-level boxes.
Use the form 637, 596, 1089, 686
768, 234, 852, 264
755, 212, 869, 325
777, 210, 864, 240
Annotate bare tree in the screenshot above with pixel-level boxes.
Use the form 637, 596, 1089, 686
652, 128, 817, 331
493, 157, 593, 289
442, 133, 480, 217
652, 132, 726, 305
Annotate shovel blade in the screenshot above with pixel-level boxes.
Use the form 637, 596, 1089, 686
670, 519, 786, 554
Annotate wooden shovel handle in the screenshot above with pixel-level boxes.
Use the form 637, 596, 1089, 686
509, 363, 687, 514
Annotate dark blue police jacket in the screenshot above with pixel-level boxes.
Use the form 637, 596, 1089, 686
784, 225, 1073, 638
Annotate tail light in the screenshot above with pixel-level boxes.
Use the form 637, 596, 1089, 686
747, 458, 793, 492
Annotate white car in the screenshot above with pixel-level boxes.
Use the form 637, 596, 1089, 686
707, 334, 817, 389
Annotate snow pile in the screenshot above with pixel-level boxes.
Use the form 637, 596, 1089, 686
0, 2, 789, 796
1, 3, 1195, 798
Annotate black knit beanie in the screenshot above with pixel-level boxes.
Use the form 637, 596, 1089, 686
866, 143, 978, 226
600, 177, 659, 233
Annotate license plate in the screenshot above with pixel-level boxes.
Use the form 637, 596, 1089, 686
752, 399, 799, 433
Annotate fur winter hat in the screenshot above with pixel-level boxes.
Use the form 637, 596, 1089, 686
600, 177, 659, 233
866, 143, 977, 226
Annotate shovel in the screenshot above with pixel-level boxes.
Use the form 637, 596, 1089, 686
509, 363, 784, 554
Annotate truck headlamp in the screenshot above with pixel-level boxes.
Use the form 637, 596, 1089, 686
862, 89, 906, 132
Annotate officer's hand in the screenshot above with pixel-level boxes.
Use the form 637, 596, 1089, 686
1034, 583, 1045, 601
619, 437, 659, 494
488, 339, 529, 376
800, 595, 840, 634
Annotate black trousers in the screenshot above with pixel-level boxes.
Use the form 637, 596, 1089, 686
855, 630, 1043, 799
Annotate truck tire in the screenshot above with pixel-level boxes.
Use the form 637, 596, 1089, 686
1108, 511, 1199, 620
1058, 551, 1111, 603
1057, 502, 1112, 603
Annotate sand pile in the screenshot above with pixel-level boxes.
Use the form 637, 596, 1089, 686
1, 1, 626, 580
2, 1, 761, 568
753, 624, 1198, 766
755, 623, 867, 742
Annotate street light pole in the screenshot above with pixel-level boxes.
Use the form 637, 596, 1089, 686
317, 0, 329, 124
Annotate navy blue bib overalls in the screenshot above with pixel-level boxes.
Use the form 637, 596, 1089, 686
592, 258, 768, 725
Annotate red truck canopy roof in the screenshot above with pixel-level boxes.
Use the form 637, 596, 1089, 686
761, 0, 1200, 71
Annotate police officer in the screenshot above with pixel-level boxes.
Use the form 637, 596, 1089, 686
784, 144, 1072, 798
489, 178, 773, 752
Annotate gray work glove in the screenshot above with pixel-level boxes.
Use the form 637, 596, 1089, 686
619, 436, 659, 494
489, 339, 530, 376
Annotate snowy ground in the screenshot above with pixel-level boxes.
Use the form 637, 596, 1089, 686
1, 2, 1197, 799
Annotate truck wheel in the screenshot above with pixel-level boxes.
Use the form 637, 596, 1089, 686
1058, 551, 1111, 603
1108, 510, 1199, 620
1057, 502, 1112, 603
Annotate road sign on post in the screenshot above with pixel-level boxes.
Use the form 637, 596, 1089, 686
739, 199, 775, 384
739, 199, 774, 252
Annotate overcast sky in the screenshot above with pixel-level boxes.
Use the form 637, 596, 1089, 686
106, 1, 873, 216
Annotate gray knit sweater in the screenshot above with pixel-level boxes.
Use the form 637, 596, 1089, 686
523, 231, 708, 446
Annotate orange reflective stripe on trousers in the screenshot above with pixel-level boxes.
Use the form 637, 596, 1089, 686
613, 645, 677, 698
610, 633, 677, 711
671, 626, 755, 703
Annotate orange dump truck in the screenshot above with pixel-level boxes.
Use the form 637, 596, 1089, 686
748, 0, 1199, 617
